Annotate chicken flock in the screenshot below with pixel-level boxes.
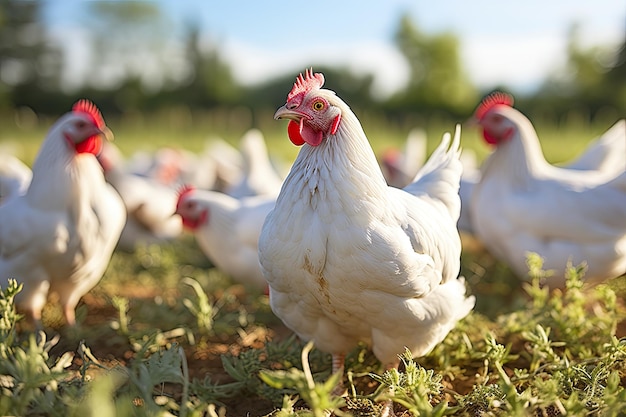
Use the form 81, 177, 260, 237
1, 70, 625, 412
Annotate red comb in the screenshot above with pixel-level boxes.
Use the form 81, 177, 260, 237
474, 91, 514, 120
176, 184, 195, 209
287, 68, 325, 101
177, 184, 195, 199
72, 99, 105, 129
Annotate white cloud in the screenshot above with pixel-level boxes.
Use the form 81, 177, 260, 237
219, 39, 410, 100
462, 34, 567, 92
461, 22, 624, 93
219, 34, 569, 97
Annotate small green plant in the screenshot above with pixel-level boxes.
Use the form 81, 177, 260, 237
0, 279, 23, 349
0, 281, 73, 416
455, 254, 626, 416
369, 348, 447, 416
219, 335, 330, 404
123, 343, 189, 415
259, 341, 347, 417
110, 295, 131, 335
183, 277, 217, 334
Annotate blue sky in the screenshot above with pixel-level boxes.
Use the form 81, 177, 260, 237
43, 0, 626, 97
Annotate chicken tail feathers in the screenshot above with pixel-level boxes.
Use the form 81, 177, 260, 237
402, 124, 463, 221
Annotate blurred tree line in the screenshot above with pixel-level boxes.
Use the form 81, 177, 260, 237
0, 0, 623, 123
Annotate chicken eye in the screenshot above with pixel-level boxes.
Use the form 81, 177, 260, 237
76, 121, 87, 129
312, 100, 325, 111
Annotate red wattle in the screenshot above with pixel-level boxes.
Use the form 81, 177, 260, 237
483, 127, 514, 146
483, 130, 499, 145
301, 126, 323, 146
287, 118, 325, 147
288, 120, 305, 146
182, 209, 208, 230
75, 135, 103, 155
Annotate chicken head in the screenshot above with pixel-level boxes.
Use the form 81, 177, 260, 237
63, 99, 108, 155
475, 92, 516, 145
274, 69, 342, 147
175, 185, 208, 230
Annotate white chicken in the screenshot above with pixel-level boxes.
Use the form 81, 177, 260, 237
459, 118, 625, 236
97, 141, 183, 251
202, 137, 245, 193
175, 186, 273, 291
181, 147, 219, 191
258, 70, 475, 406
0, 100, 126, 326
380, 127, 427, 188
0, 153, 32, 205
225, 128, 284, 199
470, 92, 626, 286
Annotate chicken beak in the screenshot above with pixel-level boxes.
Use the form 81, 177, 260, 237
274, 105, 301, 121
101, 126, 115, 141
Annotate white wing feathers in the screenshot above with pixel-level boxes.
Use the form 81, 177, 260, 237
403, 124, 463, 221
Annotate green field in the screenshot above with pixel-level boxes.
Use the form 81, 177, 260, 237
1, 108, 625, 416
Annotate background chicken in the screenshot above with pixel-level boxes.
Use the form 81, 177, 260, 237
175, 186, 274, 291
98, 141, 183, 251
469, 92, 626, 286
379, 127, 427, 188
258, 70, 475, 409
0, 100, 126, 326
459, 118, 625, 236
126, 146, 201, 189
200, 137, 245, 193
0, 152, 32, 206
225, 128, 285, 199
